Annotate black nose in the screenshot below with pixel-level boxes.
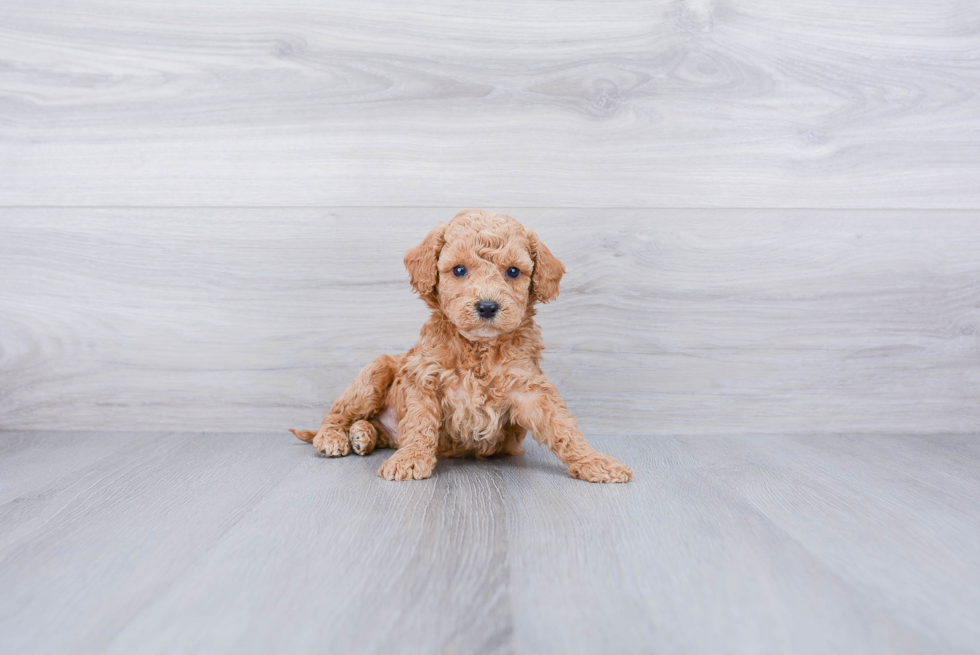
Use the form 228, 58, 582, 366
475, 300, 499, 319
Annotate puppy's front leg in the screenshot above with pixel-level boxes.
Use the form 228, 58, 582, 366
378, 384, 440, 481
511, 380, 632, 483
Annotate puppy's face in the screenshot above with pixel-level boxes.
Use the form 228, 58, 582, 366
405, 210, 565, 340
436, 223, 534, 339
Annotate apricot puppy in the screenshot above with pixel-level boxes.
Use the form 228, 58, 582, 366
291, 209, 633, 483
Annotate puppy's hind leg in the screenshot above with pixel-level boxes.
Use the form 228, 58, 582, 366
310, 354, 398, 458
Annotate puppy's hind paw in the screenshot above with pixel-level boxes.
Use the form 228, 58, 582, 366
313, 428, 351, 457
378, 450, 436, 481
568, 453, 633, 483
348, 420, 377, 456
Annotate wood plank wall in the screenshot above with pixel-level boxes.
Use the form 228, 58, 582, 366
1, 1, 978, 434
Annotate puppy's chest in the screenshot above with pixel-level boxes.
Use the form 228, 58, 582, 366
440, 366, 514, 442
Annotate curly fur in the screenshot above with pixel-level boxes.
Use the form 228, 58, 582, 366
291, 209, 633, 483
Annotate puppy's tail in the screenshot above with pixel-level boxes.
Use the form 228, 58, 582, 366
289, 428, 316, 443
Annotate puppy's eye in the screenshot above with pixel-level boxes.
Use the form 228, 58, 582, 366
506, 266, 520, 279
452, 265, 467, 277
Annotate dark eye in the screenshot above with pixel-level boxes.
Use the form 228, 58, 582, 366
506, 266, 520, 279
453, 265, 467, 277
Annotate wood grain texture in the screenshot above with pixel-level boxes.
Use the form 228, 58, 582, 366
103, 444, 512, 655
503, 437, 917, 654
1, 0, 978, 207
0, 431, 301, 654
2, 208, 978, 434
2, 432, 978, 654
673, 433, 980, 652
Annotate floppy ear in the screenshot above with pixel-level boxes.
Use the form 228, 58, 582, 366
404, 222, 448, 304
528, 230, 565, 303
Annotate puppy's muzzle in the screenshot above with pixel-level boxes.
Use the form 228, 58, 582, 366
475, 300, 499, 320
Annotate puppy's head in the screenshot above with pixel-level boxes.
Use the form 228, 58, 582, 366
405, 209, 565, 340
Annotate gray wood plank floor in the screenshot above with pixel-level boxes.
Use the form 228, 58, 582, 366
2, 0, 979, 207
1, 432, 978, 654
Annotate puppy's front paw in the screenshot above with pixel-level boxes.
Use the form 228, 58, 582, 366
378, 450, 436, 481
568, 453, 633, 483
313, 428, 351, 457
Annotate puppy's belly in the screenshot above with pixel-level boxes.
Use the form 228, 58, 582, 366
376, 406, 400, 448
376, 402, 505, 453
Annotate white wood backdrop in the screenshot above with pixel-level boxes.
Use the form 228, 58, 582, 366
2, 209, 978, 434
1, 0, 979, 434
2, 0, 979, 207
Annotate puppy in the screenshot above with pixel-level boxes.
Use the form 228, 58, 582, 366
292, 209, 632, 483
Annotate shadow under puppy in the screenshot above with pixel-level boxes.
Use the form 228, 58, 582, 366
292, 209, 632, 483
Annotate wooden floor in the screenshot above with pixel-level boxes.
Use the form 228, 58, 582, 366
1, 432, 978, 654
